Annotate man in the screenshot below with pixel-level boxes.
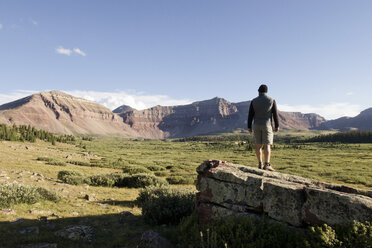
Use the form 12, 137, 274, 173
247, 84, 279, 171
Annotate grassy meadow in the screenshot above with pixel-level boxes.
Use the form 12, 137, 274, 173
0, 131, 371, 247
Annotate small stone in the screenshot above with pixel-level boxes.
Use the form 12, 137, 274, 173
84, 194, 97, 201
55, 225, 94, 242
19, 226, 39, 235
119, 211, 134, 223
29, 209, 52, 215
1, 208, 16, 215
21, 243, 57, 248
11, 218, 25, 224
50, 213, 59, 218
39, 216, 48, 222
139, 230, 174, 248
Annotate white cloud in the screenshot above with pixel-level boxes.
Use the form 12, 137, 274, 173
0, 24, 3, 30
30, 19, 38, 25
346, 92, 354, 96
65, 90, 192, 110
278, 103, 363, 120
73, 48, 86, 56
56, 46, 86, 56
56, 46, 72, 56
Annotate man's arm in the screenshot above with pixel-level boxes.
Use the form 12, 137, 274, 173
247, 102, 254, 132
272, 100, 279, 132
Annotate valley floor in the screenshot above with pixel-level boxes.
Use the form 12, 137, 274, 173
0, 137, 371, 247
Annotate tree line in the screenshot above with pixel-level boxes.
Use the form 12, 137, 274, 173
304, 131, 372, 143
0, 124, 75, 145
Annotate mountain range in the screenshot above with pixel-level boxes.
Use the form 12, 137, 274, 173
0, 91, 370, 138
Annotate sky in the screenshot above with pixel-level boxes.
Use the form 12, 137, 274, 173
0, 0, 371, 119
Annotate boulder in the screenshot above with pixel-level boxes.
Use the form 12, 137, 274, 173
54, 225, 94, 242
139, 230, 173, 248
19, 226, 39, 235
196, 160, 372, 227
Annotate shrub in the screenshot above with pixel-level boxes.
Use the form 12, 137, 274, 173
87, 174, 116, 187
137, 186, 195, 225
35, 187, 61, 202
57, 170, 85, 185
0, 183, 60, 207
120, 173, 168, 188
68, 160, 91, 166
122, 165, 151, 174
57, 170, 167, 188
146, 165, 165, 171
306, 221, 372, 248
37, 157, 66, 166
166, 175, 195, 185
177, 214, 372, 248
178, 214, 304, 248
154, 171, 168, 177
58, 170, 82, 180
37, 157, 54, 162
306, 224, 340, 247
336, 221, 372, 248
47, 161, 66, 166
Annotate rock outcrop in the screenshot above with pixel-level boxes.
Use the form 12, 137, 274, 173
0, 91, 138, 136
196, 160, 372, 227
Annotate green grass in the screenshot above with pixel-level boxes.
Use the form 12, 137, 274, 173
0, 133, 371, 247
79, 137, 372, 189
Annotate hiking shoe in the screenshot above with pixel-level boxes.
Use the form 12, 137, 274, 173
264, 163, 275, 171
258, 162, 263, 169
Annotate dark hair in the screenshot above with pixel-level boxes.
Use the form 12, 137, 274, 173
258, 84, 268, 93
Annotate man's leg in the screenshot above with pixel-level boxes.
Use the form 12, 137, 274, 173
255, 144, 263, 169
263, 144, 275, 171
263, 144, 271, 163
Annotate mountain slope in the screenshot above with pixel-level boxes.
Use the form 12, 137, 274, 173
117, 97, 326, 138
0, 91, 138, 136
316, 108, 372, 131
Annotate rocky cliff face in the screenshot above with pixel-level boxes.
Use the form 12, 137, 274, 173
0, 91, 138, 136
196, 160, 372, 227
117, 97, 326, 138
316, 107, 372, 131
116, 97, 242, 138
278, 112, 326, 129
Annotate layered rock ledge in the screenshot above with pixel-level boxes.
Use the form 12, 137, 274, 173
196, 160, 372, 227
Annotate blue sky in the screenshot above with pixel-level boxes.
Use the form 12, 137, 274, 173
0, 0, 371, 119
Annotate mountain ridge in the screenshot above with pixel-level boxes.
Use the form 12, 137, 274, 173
316, 107, 372, 131
116, 97, 327, 138
0, 91, 137, 137
0, 90, 370, 138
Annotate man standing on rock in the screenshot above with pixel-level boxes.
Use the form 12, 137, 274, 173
247, 84, 279, 171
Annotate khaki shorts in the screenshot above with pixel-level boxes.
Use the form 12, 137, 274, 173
253, 124, 274, 145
